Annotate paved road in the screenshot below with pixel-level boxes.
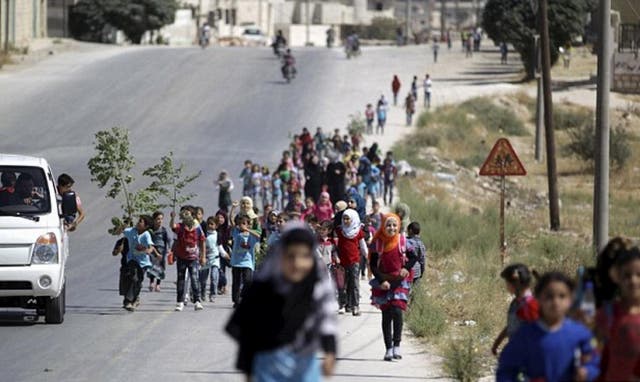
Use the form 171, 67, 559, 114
0, 44, 517, 381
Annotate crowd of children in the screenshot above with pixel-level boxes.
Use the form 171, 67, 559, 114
493, 237, 640, 381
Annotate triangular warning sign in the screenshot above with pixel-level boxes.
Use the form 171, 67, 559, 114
479, 138, 527, 176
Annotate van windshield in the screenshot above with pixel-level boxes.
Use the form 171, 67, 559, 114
0, 166, 51, 215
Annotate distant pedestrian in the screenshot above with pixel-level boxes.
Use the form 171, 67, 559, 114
369, 214, 417, 361
561, 45, 571, 68
406, 222, 426, 285
382, 152, 397, 206
217, 171, 234, 212
147, 211, 170, 292
496, 272, 599, 382
432, 38, 440, 63
365, 103, 375, 134
391, 75, 401, 105
171, 206, 206, 312
230, 215, 261, 307
491, 264, 539, 356
466, 34, 473, 57
226, 224, 338, 382
404, 93, 415, 126
336, 209, 368, 316
376, 95, 388, 135
410, 76, 418, 102
423, 74, 432, 109
500, 42, 508, 65
121, 215, 155, 312
446, 29, 452, 50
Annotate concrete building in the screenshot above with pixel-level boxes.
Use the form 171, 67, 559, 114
47, 0, 77, 38
1, 0, 48, 51
394, 0, 485, 38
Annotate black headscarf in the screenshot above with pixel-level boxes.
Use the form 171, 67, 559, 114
225, 224, 325, 373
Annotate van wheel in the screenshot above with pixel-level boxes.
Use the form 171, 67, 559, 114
45, 282, 65, 324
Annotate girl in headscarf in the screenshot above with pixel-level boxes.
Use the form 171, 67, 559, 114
314, 192, 334, 223
215, 210, 232, 295
226, 223, 338, 382
347, 187, 366, 222
231, 196, 262, 236
336, 209, 368, 316
369, 214, 417, 361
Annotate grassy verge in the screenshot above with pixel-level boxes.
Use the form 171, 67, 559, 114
392, 92, 640, 379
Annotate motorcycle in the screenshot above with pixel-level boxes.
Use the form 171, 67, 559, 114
282, 63, 294, 83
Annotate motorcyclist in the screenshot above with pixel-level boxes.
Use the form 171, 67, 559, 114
281, 48, 297, 79
200, 22, 211, 48
272, 30, 287, 56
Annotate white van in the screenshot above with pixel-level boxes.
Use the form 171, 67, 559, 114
0, 154, 77, 324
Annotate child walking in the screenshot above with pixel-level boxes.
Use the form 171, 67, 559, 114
497, 272, 600, 382
120, 215, 155, 311
148, 211, 170, 292
595, 238, 640, 380
491, 263, 539, 356
225, 223, 337, 382
336, 209, 368, 316
365, 103, 375, 134
171, 207, 206, 312
369, 214, 417, 361
217, 171, 234, 212
406, 222, 426, 284
230, 215, 261, 307
199, 216, 229, 303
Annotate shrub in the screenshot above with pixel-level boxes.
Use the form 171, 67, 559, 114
443, 335, 483, 382
460, 98, 528, 136
553, 106, 593, 130
346, 113, 366, 136
407, 286, 447, 338
564, 123, 632, 169
414, 130, 441, 147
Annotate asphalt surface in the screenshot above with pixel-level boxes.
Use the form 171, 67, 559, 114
0, 42, 521, 381
0, 45, 464, 382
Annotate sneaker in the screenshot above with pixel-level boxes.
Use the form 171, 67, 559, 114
124, 302, 134, 312
149, 284, 154, 292
134, 298, 141, 308
209, 296, 215, 303
352, 307, 361, 316
345, 306, 353, 313
384, 349, 393, 361
393, 346, 402, 360
194, 301, 204, 311
155, 284, 161, 292
338, 307, 345, 315
175, 302, 184, 312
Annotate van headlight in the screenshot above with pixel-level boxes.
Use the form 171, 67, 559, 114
32, 233, 58, 264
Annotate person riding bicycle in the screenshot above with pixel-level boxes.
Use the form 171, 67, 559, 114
281, 49, 297, 78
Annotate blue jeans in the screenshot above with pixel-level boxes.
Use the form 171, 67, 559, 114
199, 265, 220, 299
176, 258, 201, 303
253, 348, 320, 382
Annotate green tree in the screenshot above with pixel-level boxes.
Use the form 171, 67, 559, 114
69, 0, 178, 44
108, 0, 178, 44
87, 127, 159, 235
482, 0, 592, 78
69, 0, 119, 42
143, 151, 201, 215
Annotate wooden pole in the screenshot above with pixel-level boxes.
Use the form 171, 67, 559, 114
539, 0, 560, 230
500, 175, 506, 265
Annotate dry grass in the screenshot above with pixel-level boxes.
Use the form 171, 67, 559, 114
398, 92, 639, 379
551, 46, 597, 79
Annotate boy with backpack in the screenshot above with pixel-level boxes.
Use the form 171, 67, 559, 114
171, 206, 206, 312
406, 222, 426, 284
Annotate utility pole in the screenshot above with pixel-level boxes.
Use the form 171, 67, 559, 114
305, 0, 310, 46
405, 0, 412, 44
440, 0, 445, 39
593, 0, 611, 252
539, 0, 560, 230
534, 34, 544, 162
4, 0, 10, 53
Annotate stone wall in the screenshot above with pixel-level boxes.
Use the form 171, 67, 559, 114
1, 0, 47, 50
613, 52, 640, 94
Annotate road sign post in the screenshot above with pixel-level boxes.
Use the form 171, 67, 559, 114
479, 138, 527, 265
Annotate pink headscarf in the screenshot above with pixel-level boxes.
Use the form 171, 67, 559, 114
314, 192, 334, 222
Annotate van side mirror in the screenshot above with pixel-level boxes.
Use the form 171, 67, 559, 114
61, 192, 78, 216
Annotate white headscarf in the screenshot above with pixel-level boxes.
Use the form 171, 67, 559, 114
341, 208, 361, 239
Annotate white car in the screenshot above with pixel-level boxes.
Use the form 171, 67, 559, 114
241, 27, 268, 46
0, 154, 77, 324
